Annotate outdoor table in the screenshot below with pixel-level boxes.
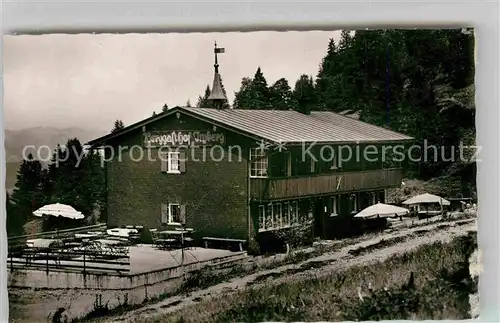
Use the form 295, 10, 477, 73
158, 230, 193, 249
26, 238, 62, 249
64, 242, 82, 249
160, 230, 185, 235
97, 238, 128, 246
75, 233, 101, 239
107, 228, 138, 237
125, 225, 144, 229
87, 231, 105, 236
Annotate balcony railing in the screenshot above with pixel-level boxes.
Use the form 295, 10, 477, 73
250, 168, 403, 200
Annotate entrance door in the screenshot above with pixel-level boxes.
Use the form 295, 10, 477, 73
313, 197, 329, 239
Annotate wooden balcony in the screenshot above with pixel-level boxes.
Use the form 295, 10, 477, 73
250, 168, 403, 201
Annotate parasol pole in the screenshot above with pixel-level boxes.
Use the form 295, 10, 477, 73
440, 197, 444, 217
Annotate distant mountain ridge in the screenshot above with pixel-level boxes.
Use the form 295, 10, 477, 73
5, 126, 106, 162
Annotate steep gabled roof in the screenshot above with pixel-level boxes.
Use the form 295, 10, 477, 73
87, 107, 413, 146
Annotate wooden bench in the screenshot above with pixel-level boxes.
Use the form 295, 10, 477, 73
202, 237, 246, 252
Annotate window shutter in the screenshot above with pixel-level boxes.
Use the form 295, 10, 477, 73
160, 153, 168, 173
180, 204, 186, 225
179, 152, 186, 173
161, 204, 169, 223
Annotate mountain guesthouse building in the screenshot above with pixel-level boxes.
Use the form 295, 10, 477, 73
88, 44, 413, 249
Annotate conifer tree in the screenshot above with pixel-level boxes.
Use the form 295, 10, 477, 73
293, 75, 317, 114
233, 68, 271, 109
111, 120, 125, 133
269, 78, 297, 110
10, 153, 45, 233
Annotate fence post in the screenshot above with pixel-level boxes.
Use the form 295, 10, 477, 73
83, 248, 86, 274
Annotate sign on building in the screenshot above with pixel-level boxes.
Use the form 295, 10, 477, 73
144, 130, 225, 147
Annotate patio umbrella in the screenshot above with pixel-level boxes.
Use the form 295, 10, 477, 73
33, 203, 84, 219
402, 193, 450, 206
354, 203, 409, 219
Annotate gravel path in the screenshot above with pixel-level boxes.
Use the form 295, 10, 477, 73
105, 218, 476, 323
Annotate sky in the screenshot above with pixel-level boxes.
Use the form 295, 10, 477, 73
4, 31, 341, 132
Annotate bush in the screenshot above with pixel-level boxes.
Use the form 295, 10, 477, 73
247, 238, 261, 256
182, 269, 219, 291
214, 289, 309, 323
275, 223, 314, 249
341, 273, 420, 321
139, 227, 154, 244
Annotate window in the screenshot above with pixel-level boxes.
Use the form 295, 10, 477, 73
258, 205, 266, 231
291, 201, 299, 225
273, 203, 282, 227
168, 152, 180, 173
265, 204, 274, 229
161, 203, 185, 225
161, 151, 186, 174
283, 202, 291, 226
168, 203, 181, 224
257, 201, 299, 232
250, 148, 268, 178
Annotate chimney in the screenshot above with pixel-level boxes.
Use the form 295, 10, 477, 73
208, 42, 229, 109
297, 101, 311, 115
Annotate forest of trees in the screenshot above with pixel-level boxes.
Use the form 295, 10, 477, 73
6, 28, 475, 236
198, 28, 475, 182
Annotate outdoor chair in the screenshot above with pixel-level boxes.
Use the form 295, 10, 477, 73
151, 229, 176, 250
150, 229, 159, 247
170, 227, 194, 249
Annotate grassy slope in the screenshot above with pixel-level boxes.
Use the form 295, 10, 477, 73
142, 232, 476, 323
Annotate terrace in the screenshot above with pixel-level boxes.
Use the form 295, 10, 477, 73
7, 224, 247, 276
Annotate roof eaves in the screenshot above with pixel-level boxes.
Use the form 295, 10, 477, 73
283, 137, 414, 146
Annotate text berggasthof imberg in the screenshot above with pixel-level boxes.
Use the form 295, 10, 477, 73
144, 131, 225, 147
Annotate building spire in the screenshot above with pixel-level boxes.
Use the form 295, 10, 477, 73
208, 41, 228, 108
214, 41, 219, 73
